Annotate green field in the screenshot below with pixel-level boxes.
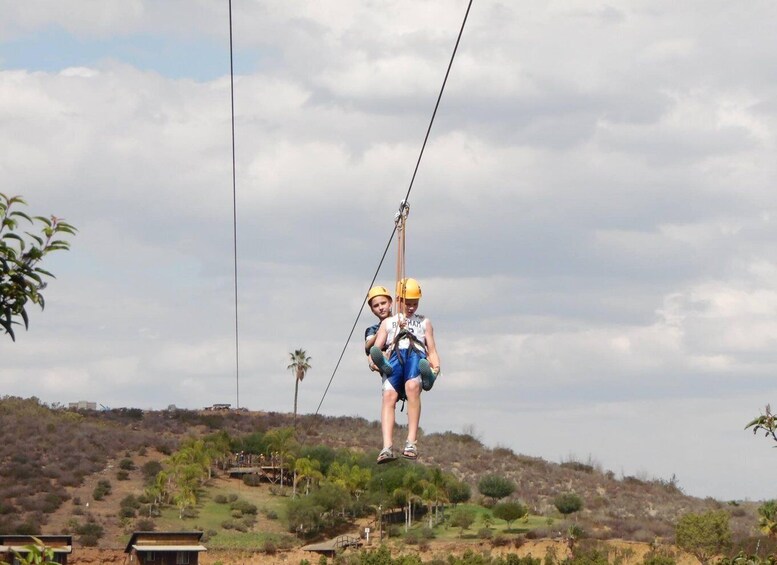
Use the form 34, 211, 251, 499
153, 481, 295, 549
405, 504, 551, 541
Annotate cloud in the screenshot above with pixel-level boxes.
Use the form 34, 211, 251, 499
2, 0, 777, 501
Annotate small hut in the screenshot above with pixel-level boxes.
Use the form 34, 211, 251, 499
124, 531, 206, 565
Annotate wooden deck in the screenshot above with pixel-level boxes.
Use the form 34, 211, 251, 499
301, 535, 362, 556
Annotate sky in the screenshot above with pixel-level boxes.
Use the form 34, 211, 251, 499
2, 0, 777, 502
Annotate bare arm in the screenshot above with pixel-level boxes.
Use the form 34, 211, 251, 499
424, 319, 440, 371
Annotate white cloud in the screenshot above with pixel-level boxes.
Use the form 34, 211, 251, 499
2, 0, 777, 500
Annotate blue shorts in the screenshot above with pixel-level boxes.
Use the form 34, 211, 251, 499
382, 348, 426, 400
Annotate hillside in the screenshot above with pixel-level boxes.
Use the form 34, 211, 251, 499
0, 396, 766, 558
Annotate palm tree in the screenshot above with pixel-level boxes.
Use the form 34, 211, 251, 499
287, 349, 312, 425
266, 427, 298, 491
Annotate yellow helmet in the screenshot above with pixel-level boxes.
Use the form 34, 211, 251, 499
396, 278, 422, 300
367, 286, 391, 303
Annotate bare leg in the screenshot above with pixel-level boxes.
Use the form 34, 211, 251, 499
405, 378, 421, 444
381, 388, 399, 449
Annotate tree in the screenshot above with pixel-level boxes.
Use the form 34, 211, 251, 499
746, 405, 777, 445
553, 492, 583, 516
493, 501, 528, 530
0, 193, 76, 341
675, 510, 731, 565
450, 506, 477, 537
446, 477, 471, 505
287, 349, 312, 426
266, 427, 298, 490
294, 457, 323, 497
758, 500, 777, 538
478, 474, 516, 504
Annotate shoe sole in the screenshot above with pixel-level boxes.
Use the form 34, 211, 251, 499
370, 346, 392, 377
419, 360, 435, 391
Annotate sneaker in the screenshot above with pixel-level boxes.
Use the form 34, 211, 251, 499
402, 441, 418, 461
419, 359, 436, 391
370, 346, 393, 377
377, 447, 396, 464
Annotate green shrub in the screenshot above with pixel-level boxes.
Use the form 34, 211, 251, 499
119, 458, 136, 470
554, 492, 583, 515
478, 527, 494, 539
214, 494, 228, 504
116, 470, 129, 481
141, 461, 163, 482
243, 474, 262, 486
230, 499, 257, 515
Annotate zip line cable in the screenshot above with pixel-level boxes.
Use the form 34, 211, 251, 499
310, 0, 474, 420
228, 0, 241, 409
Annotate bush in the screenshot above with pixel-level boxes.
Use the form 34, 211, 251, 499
119, 458, 136, 470
92, 479, 112, 501
243, 474, 262, 486
554, 492, 583, 515
214, 494, 228, 504
478, 527, 494, 539
263, 540, 278, 555
119, 507, 136, 518
230, 500, 258, 515
80, 534, 100, 547
76, 520, 104, 546
478, 474, 516, 502
643, 552, 676, 565
492, 534, 509, 547
116, 470, 129, 481
120, 496, 139, 510
405, 530, 420, 545
136, 518, 156, 531
141, 461, 163, 482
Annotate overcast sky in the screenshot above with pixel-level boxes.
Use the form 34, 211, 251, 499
3, 0, 777, 501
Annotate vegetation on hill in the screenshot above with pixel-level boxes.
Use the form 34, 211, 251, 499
2, 396, 777, 563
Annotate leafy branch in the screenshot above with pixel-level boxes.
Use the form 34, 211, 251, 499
745, 404, 777, 445
0, 192, 76, 341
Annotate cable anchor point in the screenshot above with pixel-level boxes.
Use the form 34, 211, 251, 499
394, 200, 410, 228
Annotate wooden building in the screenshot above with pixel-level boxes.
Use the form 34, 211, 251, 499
0, 535, 72, 564
124, 531, 206, 565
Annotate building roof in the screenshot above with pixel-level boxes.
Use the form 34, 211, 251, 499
0, 535, 73, 554
124, 531, 204, 554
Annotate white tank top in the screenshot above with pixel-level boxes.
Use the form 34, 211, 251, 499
386, 313, 427, 351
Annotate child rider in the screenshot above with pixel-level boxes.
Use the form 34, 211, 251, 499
369, 278, 440, 463
364, 286, 393, 373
